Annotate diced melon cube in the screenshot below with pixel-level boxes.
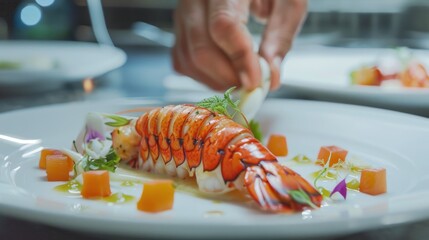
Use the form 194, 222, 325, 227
360, 168, 387, 195
266, 134, 288, 157
39, 149, 62, 169
39, 149, 74, 171
137, 180, 174, 213
317, 145, 348, 167
81, 170, 112, 198
46, 155, 70, 181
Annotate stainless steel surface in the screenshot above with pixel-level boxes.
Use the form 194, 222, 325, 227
1, 45, 429, 239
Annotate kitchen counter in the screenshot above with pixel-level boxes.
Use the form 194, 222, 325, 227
0, 46, 428, 240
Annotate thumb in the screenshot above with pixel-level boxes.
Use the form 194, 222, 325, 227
259, 0, 307, 90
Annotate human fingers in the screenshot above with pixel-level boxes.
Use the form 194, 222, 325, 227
259, 0, 307, 90
250, 0, 273, 23
172, 1, 232, 90
182, 0, 240, 90
208, 0, 261, 90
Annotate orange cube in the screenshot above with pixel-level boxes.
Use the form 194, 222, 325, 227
39, 149, 74, 171
360, 168, 387, 195
266, 134, 288, 156
39, 149, 62, 169
137, 180, 175, 213
45, 155, 71, 181
81, 170, 112, 199
317, 145, 348, 167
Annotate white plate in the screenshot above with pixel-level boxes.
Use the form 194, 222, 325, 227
281, 47, 429, 108
1, 99, 429, 238
0, 40, 126, 86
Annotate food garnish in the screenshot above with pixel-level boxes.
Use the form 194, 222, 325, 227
346, 178, 360, 191
196, 87, 262, 140
81, 170, 112, 199
350, 47, 429, 88
46, 155, 72, 181
103, 114, 131, 127
317, 146, 348, 167
36, 88, 388, 214
289, 189, 318, 209
359, 168, 387, 195
249, 119, 263, 141
137, 180, 175, 213
291, 154, 312, 164
80, 147, 120, 172
266, 134, 288, 156
330, 178, 347, 200
39, 149, 65, 169
72, 113, 131, 176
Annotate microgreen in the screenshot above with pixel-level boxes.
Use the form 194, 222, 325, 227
196, 87, 238, 118
103, 114, 131, 127
291, 154, 313, 164
72, 140, 78, 152
313, 153, 354, 200
197, 87, 263, 139
249, 120, 262, 141
346, 178, 360, 191
317, 186, 331, 198
82, 147, 121, 172
72, 140, 81, 177
313, 167, 328, 189
289, 189, 318, 209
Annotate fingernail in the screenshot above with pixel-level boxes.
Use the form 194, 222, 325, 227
270, 56, 283, 90
239, 71, 252, 90
273, 56, 282, 71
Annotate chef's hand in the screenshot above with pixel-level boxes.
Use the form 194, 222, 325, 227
172, 0, 307, 91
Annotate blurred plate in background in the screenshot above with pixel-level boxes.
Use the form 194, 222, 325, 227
281, 47, 429, 109
0, 40, 126, 87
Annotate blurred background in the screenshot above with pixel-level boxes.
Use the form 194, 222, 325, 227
2, 2, 429, 239
2, 0, 429, 47
1, 0, 429, 113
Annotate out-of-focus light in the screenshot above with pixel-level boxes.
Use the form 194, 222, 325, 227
20, 4, 42, 26
83, 78, 95, 93
22, 146, 43, 158
0, 134, 41, 145
36, 0, 55, 7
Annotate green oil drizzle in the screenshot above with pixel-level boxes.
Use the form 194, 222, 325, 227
121, 180, 137, 187
346, 179, 360, 191
204, 210, 224, 218
317, 187, 331, 198
311, 169, 337, 180
291, 154, 313, 164
54, 180, 82, 194
103, 192, 134, 204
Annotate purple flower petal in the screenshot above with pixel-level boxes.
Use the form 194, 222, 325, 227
330, 178, 347, 199
85, 128, 105, 143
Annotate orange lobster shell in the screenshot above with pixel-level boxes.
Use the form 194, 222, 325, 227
123, 104, 322, 212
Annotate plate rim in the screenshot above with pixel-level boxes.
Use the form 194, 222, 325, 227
280, 46, 429, 108
1, 98, 429, 238
0, 40, 127, 85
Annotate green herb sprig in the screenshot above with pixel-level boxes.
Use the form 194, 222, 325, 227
289, 189, 318, 209
82, 147, 121, 172
249, 120, 262, 141
197, 87, 262, 140
72, 139, 121, 176
103, 114, 131, 127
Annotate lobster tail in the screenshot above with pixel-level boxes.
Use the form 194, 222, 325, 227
245, 161, 323, 212
113, 104, 324, 213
